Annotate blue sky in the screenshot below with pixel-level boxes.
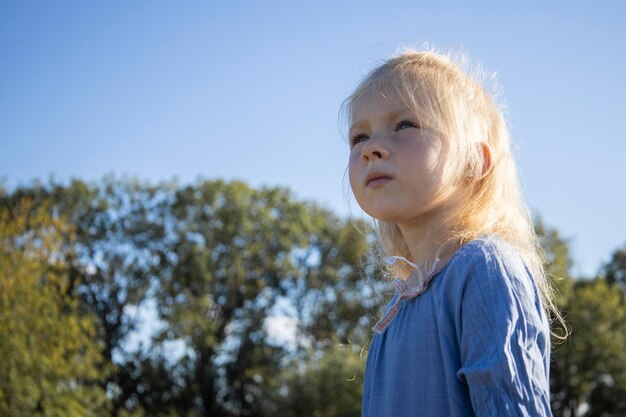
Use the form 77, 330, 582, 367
1, 1, 624, 277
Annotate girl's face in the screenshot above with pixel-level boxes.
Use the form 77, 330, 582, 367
348, 92, 459, 227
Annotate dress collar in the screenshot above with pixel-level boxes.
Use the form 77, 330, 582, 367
372, 256, 440, 334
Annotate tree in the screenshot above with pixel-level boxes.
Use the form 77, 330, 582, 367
552, 278, 626, 416
1, 177, 380, 416
154, 180, 379, 416
0, 198, 108, 416
1, 176, 174, 416
535, 218, 574, 308
604, 245, 626, 292
275, 343, 365, 417
543, 223, 626, 416
582, 244, 626, 417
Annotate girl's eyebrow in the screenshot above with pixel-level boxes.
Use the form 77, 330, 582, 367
350, 108, 412, 132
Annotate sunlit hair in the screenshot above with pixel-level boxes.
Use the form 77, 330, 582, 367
340, 48, 563, 329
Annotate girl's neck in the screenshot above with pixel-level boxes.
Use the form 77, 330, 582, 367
396, 213, 460, 276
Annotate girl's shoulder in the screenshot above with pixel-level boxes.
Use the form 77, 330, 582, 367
447, 235, 526, 273
438, 235, 536, 296
434, 234, 548, 339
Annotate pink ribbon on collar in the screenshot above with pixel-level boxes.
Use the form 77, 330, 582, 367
372, 256, 440, 334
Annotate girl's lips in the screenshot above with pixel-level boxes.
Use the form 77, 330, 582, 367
367, 176, 392, 188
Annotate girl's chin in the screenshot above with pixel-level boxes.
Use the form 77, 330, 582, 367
356, 199, 415, 222
362, 208, 405, 223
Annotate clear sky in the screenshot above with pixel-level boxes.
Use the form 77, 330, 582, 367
1, 1, 624, 278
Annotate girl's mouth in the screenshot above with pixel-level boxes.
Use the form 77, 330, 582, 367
367, 177, 391, 188
366, 172, 392, 188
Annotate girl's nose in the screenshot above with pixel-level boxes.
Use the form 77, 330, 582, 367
361, 138, 390, 161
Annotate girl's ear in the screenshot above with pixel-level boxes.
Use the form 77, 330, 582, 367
479, 142, 493, 178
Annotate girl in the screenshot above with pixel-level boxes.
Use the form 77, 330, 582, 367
343, 49, 560, 416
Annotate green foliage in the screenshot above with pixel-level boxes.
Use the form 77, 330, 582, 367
3, 177, 625, 417
540, 222, 626, 417
275, 343, 365, 417
551, 278, 626, 416
2, 176, 175, 416
535, 217, 574, 306
605, 246, 626, 291
0, 198, 108, 416
2, 177, 380, 416
155, 179, 379, 416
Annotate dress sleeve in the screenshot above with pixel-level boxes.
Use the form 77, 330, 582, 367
455, 243, 553, 417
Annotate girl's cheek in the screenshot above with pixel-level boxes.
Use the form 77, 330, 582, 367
348, 151, 360, 173
348, 158, 361, 193
347, 163, 357, 188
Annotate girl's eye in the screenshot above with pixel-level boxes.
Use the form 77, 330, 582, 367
396, 120, 419, 130
350, 134, 369, 147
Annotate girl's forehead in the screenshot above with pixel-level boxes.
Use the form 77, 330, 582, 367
355, 88, 404, 104
351, 90, 409, 115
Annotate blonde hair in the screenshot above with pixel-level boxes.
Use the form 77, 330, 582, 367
341, 48, 562, 327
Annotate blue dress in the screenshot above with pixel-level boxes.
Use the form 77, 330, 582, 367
362, 236, 553, 417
